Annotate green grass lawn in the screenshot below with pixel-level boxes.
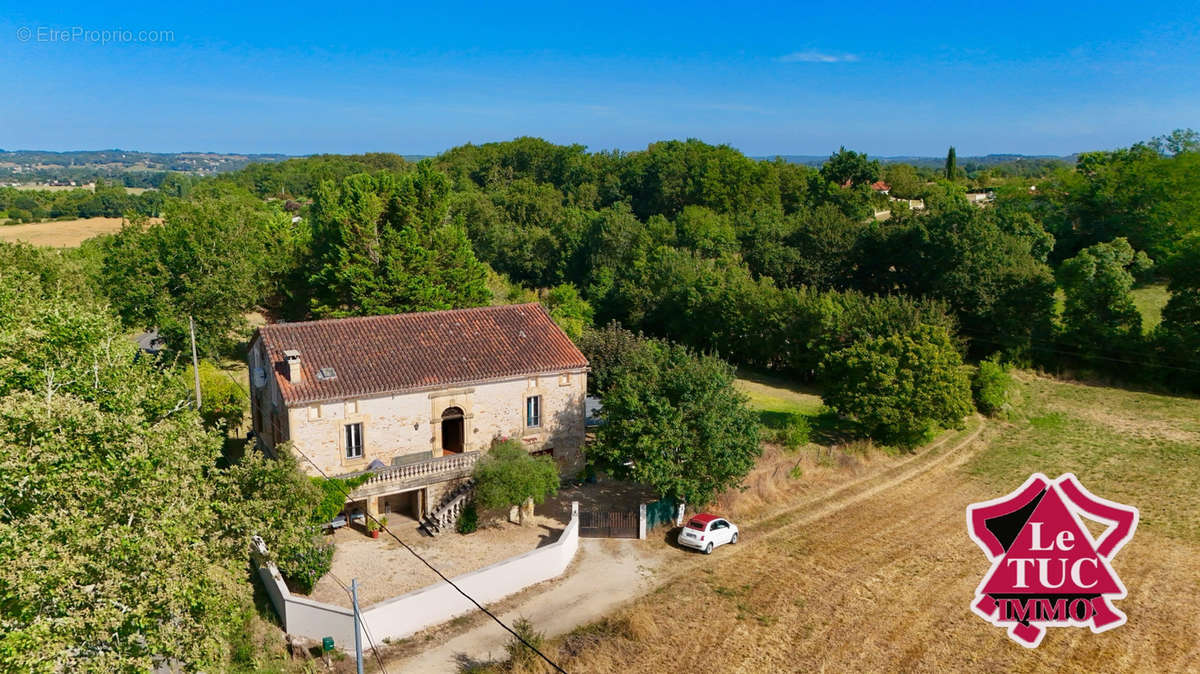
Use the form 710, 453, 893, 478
735, 370, 823, 426
735, 370, 829, 447
1130, 283, 1170, 331
1054, 283, 1171, 334
735, 370, 824, 416
967, 373, 1200, 543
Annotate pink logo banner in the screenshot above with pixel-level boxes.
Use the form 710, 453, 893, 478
967, 473, 1138, 647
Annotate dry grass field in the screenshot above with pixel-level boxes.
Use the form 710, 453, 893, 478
0, 216, 155, 247
5, 182, 151, 195
502, 374, 1200, 673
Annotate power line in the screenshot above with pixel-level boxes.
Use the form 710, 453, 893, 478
284, 442, 567, 674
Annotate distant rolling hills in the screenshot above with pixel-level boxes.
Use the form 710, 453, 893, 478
757, 153, 1075, 168
0, 146, 1074, 187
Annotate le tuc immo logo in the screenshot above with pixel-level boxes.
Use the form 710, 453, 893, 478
966, 473, 1138, 648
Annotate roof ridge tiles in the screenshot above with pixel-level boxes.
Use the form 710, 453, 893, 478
255, 304, 587, 406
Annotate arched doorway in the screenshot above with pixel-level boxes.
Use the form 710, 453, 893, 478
441, 407, 464, 454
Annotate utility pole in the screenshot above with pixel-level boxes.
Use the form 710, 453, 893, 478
189, 316, 202, 410
351, 578, 364, 674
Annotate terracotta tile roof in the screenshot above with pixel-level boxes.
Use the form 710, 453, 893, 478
255, 304, 589, 406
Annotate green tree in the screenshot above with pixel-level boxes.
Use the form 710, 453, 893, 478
0, 254, 323, 670
867, 202, 1057, 361
541, 283, 594, 340
781, 204, 867, 290
589, 333, 760, 506
575, 322, 651, 395
1058, 238, 1149, 369
452, 178, 580, 288
820, 146, 880, 187
0, 390, 238, 671
472, 440, 560, 523
188, 360, 249, 432
220, 152, 412, 199
504, 618, 547, 670
218, 447, 331, 594
881, 162, 925, 199
582, 203, 661, 326
1150, 128, 1200, 156
308, 164, 491, 317
100, 190, 281, 354
945, 146, 957, 181
1154, 233, 1200, 389
309, 473, 370, 525
819, 325, 973, 447
674, 205, 737, 257
972, 359, 1015, 417
1035, 136, 1200, 262
0, 241, 100, 305
619, 138, 776, 219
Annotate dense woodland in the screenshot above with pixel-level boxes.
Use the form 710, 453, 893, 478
89, 130, 1200, 389
0, 180, 166, 222
2, 131, 1198, 670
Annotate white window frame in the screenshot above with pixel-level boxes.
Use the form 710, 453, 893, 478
525, 395, 541, 428
345, 422, 364, 459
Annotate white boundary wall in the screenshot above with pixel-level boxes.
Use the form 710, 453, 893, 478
253, 502, 580, 649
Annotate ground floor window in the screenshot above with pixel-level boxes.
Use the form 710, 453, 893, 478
345, 422, 363, 459
532, 447, 554, 458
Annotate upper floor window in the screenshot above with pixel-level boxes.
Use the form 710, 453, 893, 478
526, 395, 541, 428
345, 422, 363, 459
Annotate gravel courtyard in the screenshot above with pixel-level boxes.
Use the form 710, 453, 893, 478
307, 513, 568, 609
306, 477, 660, 609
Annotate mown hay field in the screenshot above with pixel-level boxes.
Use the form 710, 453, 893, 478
0, 217, 138, 247
529, 374, 1200, 673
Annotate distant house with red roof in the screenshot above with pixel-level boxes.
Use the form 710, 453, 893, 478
870, 180, 891, 194
248, 303, 589, 527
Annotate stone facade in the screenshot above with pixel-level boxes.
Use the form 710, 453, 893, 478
249, 338, 588, 520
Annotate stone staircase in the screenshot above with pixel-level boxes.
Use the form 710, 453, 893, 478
421, 479, 475, 536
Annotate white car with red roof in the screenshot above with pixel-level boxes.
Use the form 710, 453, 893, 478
677, 513, 739, 554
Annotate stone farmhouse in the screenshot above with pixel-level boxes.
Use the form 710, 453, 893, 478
247, 303, 589, 526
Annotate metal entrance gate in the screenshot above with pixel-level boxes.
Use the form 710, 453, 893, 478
579, 510, 639, 538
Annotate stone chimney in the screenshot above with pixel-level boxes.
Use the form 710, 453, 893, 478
283, 349, 302, 384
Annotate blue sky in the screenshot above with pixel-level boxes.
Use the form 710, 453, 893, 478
1, 2, 1197, 157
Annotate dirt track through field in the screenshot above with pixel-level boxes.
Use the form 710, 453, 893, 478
744, 420, 984, 536
552, 420, 1200, 673
389, 413, 1199, 672
387, 421, 992, 672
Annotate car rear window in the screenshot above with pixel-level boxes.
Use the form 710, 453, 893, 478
686, 519, 707, 530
